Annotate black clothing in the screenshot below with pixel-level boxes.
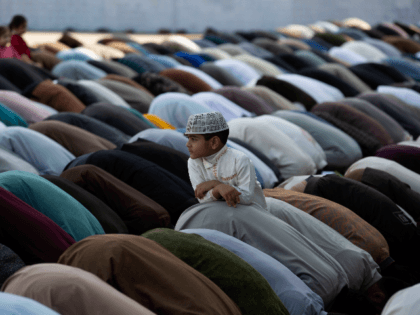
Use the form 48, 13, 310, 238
42, 175, 128, 234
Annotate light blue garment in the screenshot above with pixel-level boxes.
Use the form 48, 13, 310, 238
0, 292, 60, 315
0, 170, 105, 241
182, 228, 328, 315
0, 127, 75, 175
0, 145, 39, 175
272, 110, 362, 169
56, 49, 93, 61
214, 59, 261, 85
148, 54, 182, 68
382, 57, 420, 81
129, 128, 191, 156
126, 42, 151, 55
192, 92, 253, 121
52, 60, 107, 80
362, 38, 402, 58
148, 92, 212, 128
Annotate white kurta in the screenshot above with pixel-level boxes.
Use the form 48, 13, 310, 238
382, 283, 420, 315
188, 144, 267, 210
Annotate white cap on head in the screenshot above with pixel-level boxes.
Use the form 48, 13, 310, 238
185, 112, 229, 134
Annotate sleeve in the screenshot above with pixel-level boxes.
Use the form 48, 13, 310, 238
230, 155, 257, 205
188, 158, 217, 203
11, 35, 30, 57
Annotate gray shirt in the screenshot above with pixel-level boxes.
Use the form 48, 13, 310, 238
272, 110, 362, 169
175, 201, 349, 309
265, 197, 382, 292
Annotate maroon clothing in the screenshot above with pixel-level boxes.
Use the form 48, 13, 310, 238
0, 187, 76, 264
10, 35, 31, 58
375, 144, 420, 175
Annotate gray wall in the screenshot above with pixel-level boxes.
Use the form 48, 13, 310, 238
0, 0, 419, 32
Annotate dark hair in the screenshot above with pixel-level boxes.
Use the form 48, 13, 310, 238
203, 129, 229, 145
9, 15, 27, 30
0, 26, 9, 37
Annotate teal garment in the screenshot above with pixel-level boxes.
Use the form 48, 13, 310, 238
0, 171, 105, 241
142, 228, 290, 315
125, 107, 157, 128
0, 102, 28, 127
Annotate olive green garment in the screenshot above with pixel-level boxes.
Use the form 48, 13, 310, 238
142, 228, 289, 315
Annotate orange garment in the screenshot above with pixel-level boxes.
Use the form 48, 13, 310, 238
143, 114, 176, 129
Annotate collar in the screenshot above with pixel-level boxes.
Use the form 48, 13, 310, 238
202, 145, 228, 169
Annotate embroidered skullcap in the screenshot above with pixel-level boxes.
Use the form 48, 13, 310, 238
185, 111, 229, 134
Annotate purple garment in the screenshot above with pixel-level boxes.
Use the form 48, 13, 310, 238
0, 187, 76, 264
0, 91, 51, 124
375, 144, 420, 175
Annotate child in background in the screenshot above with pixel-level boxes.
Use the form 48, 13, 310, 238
7, 15, 42, 67
0, 24, 41, 67
9, 15, 31, 61
185, 111, 267, 210
0, 26, 21, 59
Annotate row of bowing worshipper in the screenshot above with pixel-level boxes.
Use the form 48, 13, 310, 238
2, 14, 420, 315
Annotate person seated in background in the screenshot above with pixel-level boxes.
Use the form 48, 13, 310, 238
185, 111, 267, 210
0, 25, 41, 67
0, 26, 20, 59
9, 16, 31, 61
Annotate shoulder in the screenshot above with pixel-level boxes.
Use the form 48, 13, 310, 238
227, 147, 249, 161
188, 157, 202, 168
226, 147, 253, 168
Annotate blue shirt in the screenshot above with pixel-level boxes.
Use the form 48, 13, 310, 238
0, 126, 75, 175
0, 292, 60, 315
52, 60, 107, 80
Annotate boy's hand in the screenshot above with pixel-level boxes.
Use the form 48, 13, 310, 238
213, 184, 241, 207
195, 180, 221, 199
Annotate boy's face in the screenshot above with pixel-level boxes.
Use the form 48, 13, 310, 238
186, 134, 213, 159
14, 23, 27, 36
0, 30, 11, 46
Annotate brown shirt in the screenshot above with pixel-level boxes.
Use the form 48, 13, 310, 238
58, 234, 242, 315
60, 165, 171, 235
160, 68, 212, 94
264, 187, 391, 267
30, 79, 86, 113
29, 120, 116, 157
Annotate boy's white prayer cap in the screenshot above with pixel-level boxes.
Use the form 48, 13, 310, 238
185, 112, 229, 134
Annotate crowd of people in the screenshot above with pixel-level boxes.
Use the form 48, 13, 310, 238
2, 13, 420, 315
